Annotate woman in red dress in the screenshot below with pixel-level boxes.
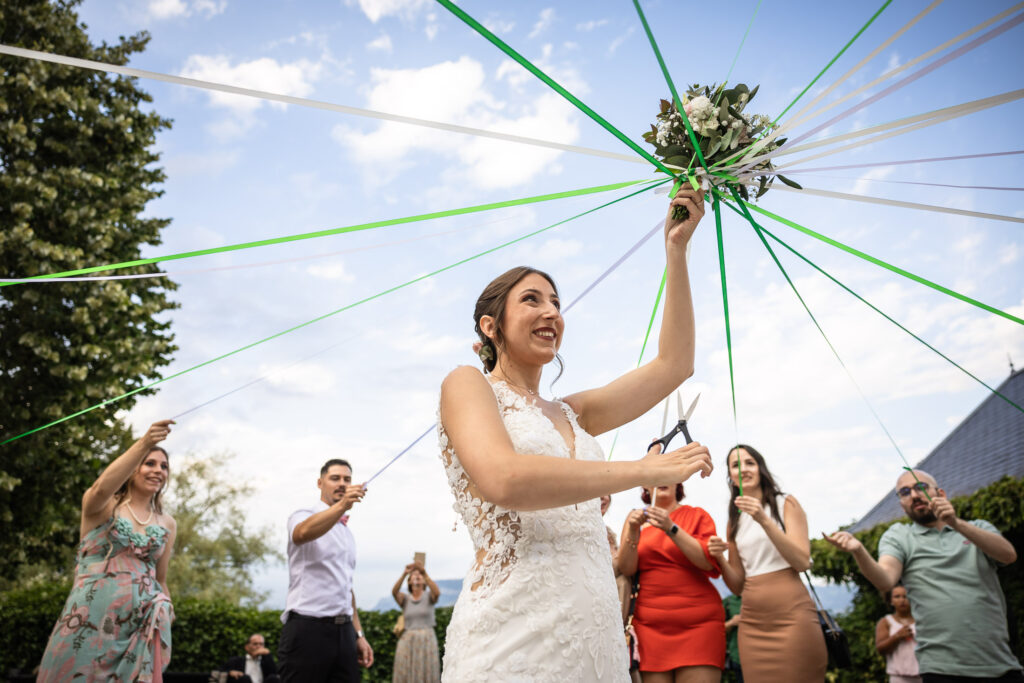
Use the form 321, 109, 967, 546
618, 482, 726, 682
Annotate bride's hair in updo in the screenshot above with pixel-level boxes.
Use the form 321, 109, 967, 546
474, 266, 564, 379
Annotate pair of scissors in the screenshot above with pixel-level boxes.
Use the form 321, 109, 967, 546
648, 391, 700, 453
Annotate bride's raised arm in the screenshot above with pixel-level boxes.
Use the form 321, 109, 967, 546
563, 187, 704, 436
440, 366, 710, 511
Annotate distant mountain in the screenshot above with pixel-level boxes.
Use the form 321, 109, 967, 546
373, 576, 856, 615
372, 578, 464, 611
711, 577, 856, 614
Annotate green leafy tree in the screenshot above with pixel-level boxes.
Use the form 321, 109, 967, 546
165, 453, 283, 605
0, 0, 177, 581
810, 476, 1024, 682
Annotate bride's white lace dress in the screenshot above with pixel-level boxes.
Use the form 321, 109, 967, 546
438, 377, 629, 682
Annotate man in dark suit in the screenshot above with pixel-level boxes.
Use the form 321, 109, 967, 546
221, 633, 280, 683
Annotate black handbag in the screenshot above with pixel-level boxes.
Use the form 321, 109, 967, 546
803, 572, 852, 669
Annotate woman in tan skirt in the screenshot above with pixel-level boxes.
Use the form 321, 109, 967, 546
708, 445, 826, 682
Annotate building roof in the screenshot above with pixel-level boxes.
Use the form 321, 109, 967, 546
850, 368, 1024, 532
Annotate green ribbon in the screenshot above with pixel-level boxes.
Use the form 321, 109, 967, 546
632, 0, 684, 114
714, 195, 738, 435
637, 267, 668, 365
719, 199, 1023, 415
436, 0, 679, 180
714, 0, 893, 170
721, 0, 763, 94
730, 198, 1024, 326
730, 187, 909, 461
1, 178, 670, 446
4, 179, 657, 285
607, 264, 669, 462
631, 0, 709, 176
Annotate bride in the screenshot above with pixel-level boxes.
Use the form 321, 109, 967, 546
438, 188, 709, 681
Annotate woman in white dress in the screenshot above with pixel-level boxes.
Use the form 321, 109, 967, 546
438, 188, 710, 682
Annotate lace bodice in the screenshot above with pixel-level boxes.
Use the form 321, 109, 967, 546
439, 379, 601, 594
438, 374, 628, 681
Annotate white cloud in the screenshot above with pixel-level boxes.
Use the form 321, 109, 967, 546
425, 12, 440, 41
179, 55, 323, 139
576, 19, 608, 31
528, 8, 555, 39
608, 26, 635, 55
850, 165, 895, 195
367, 34, 393, 52
953, 232, 984, 254
496, 44, 589, 94
260, 362, 337, 396
164, 149, 241, 177
999, 243, 1019, 266
306, 261, 356, 281
148, 0, 188, 19
484, 17, 516, 35
332, 56, 581, 190
351, 0, 430, 22
885, 51, 901, 73
147, 0, 225, 19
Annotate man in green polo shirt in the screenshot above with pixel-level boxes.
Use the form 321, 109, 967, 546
826, 469, 1021, 682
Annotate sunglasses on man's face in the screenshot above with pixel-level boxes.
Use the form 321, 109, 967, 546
895, 482, 931, 498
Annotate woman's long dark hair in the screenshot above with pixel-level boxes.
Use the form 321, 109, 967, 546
726, 444, 785, 541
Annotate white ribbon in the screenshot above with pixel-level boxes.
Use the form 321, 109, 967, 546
733, 90, 1024, 177
771, 186, 1024, 224
733, 0, 946, 166
774, 150, 1024, 175
780, 2, 1024, 139
0, 44, 643, 165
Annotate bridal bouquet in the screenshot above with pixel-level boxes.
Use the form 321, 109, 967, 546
642, 83, 801, 218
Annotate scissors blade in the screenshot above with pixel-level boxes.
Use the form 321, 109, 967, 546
682, 393, 700, 422
660, 396, 670, 435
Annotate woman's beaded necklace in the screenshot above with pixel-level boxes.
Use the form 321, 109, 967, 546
123, 494, 154, 526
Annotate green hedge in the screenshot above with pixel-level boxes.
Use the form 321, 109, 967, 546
0, 583, 452, 682
810, 475, 1024, 683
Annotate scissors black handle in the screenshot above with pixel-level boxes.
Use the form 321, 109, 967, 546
648, 420, 693, 453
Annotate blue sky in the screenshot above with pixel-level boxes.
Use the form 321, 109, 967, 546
63, 0, 1024, 608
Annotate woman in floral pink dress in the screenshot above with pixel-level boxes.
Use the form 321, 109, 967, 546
37, 420, 177, 683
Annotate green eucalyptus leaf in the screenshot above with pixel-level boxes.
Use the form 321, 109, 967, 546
777, 174, 803, 189
756, 176, 769, 198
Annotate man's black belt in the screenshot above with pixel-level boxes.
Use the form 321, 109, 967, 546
287, 610, 352, 625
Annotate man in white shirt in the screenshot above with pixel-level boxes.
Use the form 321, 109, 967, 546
278, 459, 374, 683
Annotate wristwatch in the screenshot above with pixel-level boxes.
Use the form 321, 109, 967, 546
356, 629, 365, 639
668, 524, 679, 536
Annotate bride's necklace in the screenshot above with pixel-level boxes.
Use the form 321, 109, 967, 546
124, 495, 154, 526
493, 373, 538, 396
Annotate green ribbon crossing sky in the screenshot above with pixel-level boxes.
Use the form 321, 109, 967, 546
3, 179, 657, 286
